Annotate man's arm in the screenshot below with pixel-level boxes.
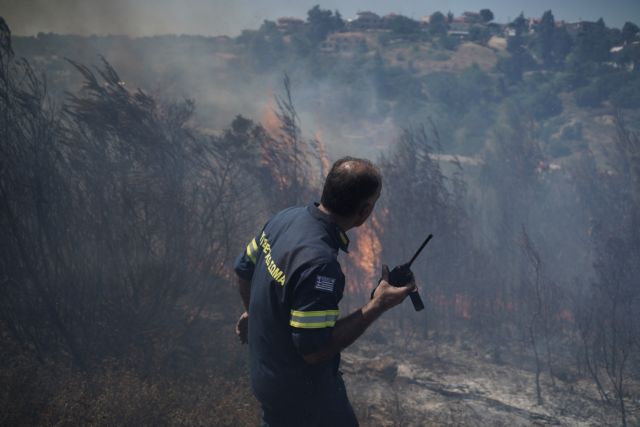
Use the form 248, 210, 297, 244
234, 235, 261, 344
238, 276, 251, 311
235, 276, 251, 344
302, 265, 416, 364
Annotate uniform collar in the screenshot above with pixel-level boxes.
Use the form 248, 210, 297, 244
308, 203, 350, 253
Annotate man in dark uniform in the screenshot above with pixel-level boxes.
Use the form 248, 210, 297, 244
234, 157, 417, 426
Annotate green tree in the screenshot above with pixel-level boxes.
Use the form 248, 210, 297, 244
502, 19, 535, 82
622, 21, 639, 44
536, 10, 556, 66
388, 15, 421, 34
469, 25, 491, 44
512, 12, 528, 36
306, 5, 344, 45
429, 11, 448, 36
572, 18, 610, 64
522, 86, 563, 120
552, 26, 574, 65
447, 11, 454, 23
480, 9, 494, 23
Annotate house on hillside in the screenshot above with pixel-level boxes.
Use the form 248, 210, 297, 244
462, 11, 482, 24
449, 22, 471, 38
527, 18, 542, 33
277, 17, 305, 34
503, 26, 517, 37
348, 11, 384, 30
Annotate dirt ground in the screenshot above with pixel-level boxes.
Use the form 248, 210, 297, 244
341, 332, 636, 427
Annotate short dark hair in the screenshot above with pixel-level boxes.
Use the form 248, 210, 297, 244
320, 157, 382, 217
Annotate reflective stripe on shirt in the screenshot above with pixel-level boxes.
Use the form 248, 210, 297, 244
290, 309, 339, 329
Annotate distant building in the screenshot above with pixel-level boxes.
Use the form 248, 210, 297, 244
448, 22, 471, 38
419, 15, 431, 27
564, 22, 581, 38
348, 11, 383, 30
527, 18, 541, 32
462, 11, 482, 23
503, 27, 517, 37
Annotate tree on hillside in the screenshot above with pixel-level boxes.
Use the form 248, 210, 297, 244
512, 12, 528, 36
536, 10, 556, 66
470, 25, 491, 44
306, 5, 344, 44
575, 114, 640, 427
500, 20, 535, 82
529, 10, 573, 68
238, 20, 286, 69
388, 15, 421, 34
429, 11, 448, 37
622, 21, 639, 44
552, 25, 574, 65
571, 18, 610, 65
480, 9, 494, 23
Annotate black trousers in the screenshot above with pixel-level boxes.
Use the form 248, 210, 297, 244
259, 372, 358, 427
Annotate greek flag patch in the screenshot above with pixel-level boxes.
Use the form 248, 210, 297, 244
314, 275, 336, 293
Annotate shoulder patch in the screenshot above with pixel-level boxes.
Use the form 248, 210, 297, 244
314, 275, 336, 293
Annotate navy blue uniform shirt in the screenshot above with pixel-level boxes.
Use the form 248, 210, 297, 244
234, 203, 350, 406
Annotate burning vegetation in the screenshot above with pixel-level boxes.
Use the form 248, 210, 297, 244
1, 10, 640, 427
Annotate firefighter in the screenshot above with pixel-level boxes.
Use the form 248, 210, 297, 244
234, 156, 417, 427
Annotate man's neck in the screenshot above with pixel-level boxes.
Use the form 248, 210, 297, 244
318, 203, 353, 232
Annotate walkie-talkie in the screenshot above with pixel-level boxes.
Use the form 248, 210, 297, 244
373, 234, 433, 312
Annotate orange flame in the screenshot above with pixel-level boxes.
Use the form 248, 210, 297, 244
258, 92, 292, 191
347, 215, 382, 293
260, 90, 280, 138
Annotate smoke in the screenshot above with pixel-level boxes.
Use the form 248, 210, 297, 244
2, 0, 252, 37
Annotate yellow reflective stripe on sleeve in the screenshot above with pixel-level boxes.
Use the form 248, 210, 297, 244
289, 309, 339, 329
290, 320, 337, 328
291, 310, 339, 317
246, 238, 258, 264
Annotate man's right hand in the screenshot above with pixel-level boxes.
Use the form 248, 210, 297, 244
372, 265, 417, 311
236, 311, 249, 344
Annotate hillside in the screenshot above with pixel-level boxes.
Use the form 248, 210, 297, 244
11, 9, 640, 161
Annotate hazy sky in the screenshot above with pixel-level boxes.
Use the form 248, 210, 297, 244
2, 0, 639, 37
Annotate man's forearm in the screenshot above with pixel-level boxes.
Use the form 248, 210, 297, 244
237, 276, 251, 311
303, 298, 385, 364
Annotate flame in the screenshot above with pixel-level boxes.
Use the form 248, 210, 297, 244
314, 130, 331, 178
260, 91, 280, 137
347, 215, 383, 293
258, 92, 292, 191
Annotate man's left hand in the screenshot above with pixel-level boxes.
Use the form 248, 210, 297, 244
236, 311, 249, 344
